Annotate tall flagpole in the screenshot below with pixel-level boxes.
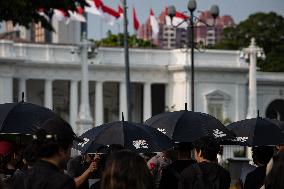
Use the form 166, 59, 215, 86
123, 0, 132, 121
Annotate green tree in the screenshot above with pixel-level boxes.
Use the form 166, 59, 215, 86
0, 0, 88, 31
96, 31, 156, 48
214, 12, 284, 72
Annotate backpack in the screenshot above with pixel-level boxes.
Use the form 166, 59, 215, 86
191, 163, 220, 189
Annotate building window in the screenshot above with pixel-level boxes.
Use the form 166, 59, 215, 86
34, 23, 45, 43
205, 90, 231, 123
208, 103, 223, 121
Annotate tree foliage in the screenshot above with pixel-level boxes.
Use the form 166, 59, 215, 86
95, 31, 156, 48
0, 0, 88, 31
214, 12, 284, 72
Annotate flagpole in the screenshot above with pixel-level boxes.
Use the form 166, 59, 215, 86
123, 0, 132, 121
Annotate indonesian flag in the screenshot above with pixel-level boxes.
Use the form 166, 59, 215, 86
150, 9, 159, 40
132, 7, 140, 32
52, 9, 68, 22
68, 7, 86, 23
118, 5, 123, 20
101, 3, 120, 26
165, 7, 188, 28
85, 0, 102, 16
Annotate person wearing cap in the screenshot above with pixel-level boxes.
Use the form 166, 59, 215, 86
178, 136, 231, 189
24, 117, 81, 189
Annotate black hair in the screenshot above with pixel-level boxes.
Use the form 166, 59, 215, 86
107, 144, 125, 155
32, 129, 73, 158
252, 146, 274, 165
265, 151, 284, 189
22, 144, 37, 166
194, 136, 220, 161
101, 151, 154, 189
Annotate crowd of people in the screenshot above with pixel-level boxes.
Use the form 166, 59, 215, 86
0, 116, 284, 189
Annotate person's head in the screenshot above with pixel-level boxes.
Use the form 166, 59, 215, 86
22, 144, 37, 168
33, 116, 80, 169
101, 150, 154, 189
107, 144, 125, 155
276, 145, 284, 152
174, 143, 193, 160
193, 136, 220, 162
265, 151, 284, 189
252, 146, 274, 165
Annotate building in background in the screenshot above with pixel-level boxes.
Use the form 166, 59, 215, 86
2, 20, 82, 44
139, 10, 235, 49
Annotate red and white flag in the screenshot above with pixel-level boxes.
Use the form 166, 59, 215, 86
132, 7, 140, 32
52, 9, 68, 22
68, 7, 86, 23
118, 5, 123, 20
101, 3, 120, 26
150, 9, 159, 40
165, 7, 188, 28
85, 0, 103, 16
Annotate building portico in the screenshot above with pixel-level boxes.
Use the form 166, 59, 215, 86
0, 40, 283, 136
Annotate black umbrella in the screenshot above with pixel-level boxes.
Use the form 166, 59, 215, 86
227, 117, 284, 146
73, 121, 174, 153
145, 110, 235, 143
0, 102, 58, 135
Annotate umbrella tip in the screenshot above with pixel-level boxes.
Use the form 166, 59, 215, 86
185, 103, 187, 111
122, 112, 124, 122
21, 92, 25, 102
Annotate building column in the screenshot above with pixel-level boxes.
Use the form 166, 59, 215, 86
44, 79, 53, 109
95, 81, 104, 126
69, 80, 78, 134
0, 77, 13, 103
77, 37, 93, 135
119, 82, 128, 120
143, 82, 152, 121
18, 78, 26, 102
246, 38, 258, 119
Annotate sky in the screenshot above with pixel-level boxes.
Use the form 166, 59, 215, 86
87, 0, 284, 39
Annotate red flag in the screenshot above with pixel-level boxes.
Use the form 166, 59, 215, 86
101, 4, 120, 18
133, 7, 140, 31
165, 7, 189, 28
150, 8, 159, 40
85, 0, 102, 15
101, 3, 120, 25
118, 5, 123, 19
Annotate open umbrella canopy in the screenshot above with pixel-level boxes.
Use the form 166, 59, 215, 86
227, 117, 284, 146
0, 102, 58, 135
145, 110, 235, 143
73, 121, 174, 153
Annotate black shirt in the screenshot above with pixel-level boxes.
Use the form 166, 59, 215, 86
178, 161, 231, 189
24, 160, 76, 189
159, 160, 196, 189
244, 166, 266, 189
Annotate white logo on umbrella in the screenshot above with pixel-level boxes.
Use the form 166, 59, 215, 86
78, 138, 89, 147
232, 137, 248, 142
157, 128, 166, 134
213, 129, 227, 138
133, 140, 149, 149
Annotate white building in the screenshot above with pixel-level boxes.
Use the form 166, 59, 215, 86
0, 40, 283, 136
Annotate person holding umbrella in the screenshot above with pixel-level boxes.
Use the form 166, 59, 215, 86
67, 153, 99, 189
244, 146, 274, 189
158, 144, 196, 189
178, 137, 231, 189
24, 117, 82, 189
